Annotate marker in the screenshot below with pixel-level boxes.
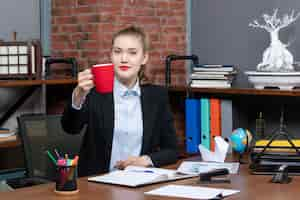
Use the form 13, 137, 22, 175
67, 159, 72, 166
57, 158, 66, 166
46, 150, 57, 165
71, 155, 79, 166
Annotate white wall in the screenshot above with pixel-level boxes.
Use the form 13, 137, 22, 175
0, 0, 40, 41
0, 0, 44, 130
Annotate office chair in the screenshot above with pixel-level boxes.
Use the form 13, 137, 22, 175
16, 113, 83, 184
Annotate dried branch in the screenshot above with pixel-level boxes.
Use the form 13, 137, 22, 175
249, 20, 271, 31
249, 9, 300, 32
277, 10, 300, 29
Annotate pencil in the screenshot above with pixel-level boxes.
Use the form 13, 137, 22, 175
46, 150, 57, 165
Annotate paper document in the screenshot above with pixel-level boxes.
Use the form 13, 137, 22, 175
0, 131, 15, 138
177, 161, 239, 175
199, 136, 229, 162
145, 184, 240, 199
88, 166, 196, 187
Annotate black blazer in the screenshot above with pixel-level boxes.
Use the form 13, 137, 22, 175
61, 84, 178, 177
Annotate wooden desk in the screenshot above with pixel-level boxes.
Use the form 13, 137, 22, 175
0, 136, 20, 148
0, 159, 299, 200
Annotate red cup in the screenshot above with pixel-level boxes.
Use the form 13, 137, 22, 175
91, 63, 114, 94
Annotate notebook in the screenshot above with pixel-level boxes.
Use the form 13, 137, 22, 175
88, 166, 197, 187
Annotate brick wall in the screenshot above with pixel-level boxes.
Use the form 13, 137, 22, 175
51, 0, 187, 86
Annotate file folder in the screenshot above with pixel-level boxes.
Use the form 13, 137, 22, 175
201, 98, 210, 150
221, 99, 232, 140
221, 99, 232, 153
185, 99, 201, 153
210, 98, 221, 150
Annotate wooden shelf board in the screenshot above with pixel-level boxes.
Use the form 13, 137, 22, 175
0, 78, 77, 87
168, 86, 300, 97
0, 136, 21, 148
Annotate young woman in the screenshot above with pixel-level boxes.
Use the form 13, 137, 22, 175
61, 26, 178, 177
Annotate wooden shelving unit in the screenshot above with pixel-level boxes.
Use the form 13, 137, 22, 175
0, 78, 77, 148
0, 77, 77, 124
168, 85, 300, 156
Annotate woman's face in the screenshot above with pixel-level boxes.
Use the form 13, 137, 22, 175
111, 34, 148, 87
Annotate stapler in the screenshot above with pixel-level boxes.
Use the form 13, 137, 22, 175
271, 165, 292, 184
199, 168, 230, 184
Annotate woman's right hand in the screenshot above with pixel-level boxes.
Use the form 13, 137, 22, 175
73, 69, 94, 107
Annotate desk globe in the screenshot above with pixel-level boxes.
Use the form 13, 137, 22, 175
230, 128, 253, 163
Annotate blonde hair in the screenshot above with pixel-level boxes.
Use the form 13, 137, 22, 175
112, 26, 150, 84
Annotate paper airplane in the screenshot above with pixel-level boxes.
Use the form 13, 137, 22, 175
198, 136, 229, 162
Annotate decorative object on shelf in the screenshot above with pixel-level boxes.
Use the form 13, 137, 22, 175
230, 128, 253, 163
256, 112, 265, 139
245, 71, 300, 90
246, 9, 300, 90
249, 9, 299, 72
0, 31, 42, 79
0, 40, 42, 80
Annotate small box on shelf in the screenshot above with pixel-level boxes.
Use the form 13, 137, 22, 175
0, 40, 42, 80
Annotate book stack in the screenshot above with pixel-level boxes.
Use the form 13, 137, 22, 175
190, 64, 237, 88
0, 128, 16, 142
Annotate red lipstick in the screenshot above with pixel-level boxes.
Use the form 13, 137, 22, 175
119, 65, 129, 71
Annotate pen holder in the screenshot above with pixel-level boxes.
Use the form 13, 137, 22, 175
54, 165, 79, 195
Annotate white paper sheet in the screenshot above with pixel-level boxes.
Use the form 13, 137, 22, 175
177, 161, 239, 175
0, 131, 15, 138
198, 136, 229, 162
145, 184, 240, 199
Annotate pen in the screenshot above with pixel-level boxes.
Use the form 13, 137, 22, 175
54, 148, 61, 159
130, 170, 154, 173
46, 150, 57, 165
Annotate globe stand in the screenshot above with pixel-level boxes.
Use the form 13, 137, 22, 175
231, 128, 252, 164
232, 151, 247, 164
238, 154, 247, 164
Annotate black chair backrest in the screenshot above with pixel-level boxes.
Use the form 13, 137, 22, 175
17, 114, 83, 181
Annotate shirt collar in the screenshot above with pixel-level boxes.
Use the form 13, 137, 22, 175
114, 78, 141, 97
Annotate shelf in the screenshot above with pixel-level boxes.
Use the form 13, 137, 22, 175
0, 77, 77, 126
0, 136, 21, 148
168, 86, 300, 97
0, 78, 77, 87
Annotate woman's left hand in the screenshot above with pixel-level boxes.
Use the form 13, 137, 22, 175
114, 156, 151, 170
